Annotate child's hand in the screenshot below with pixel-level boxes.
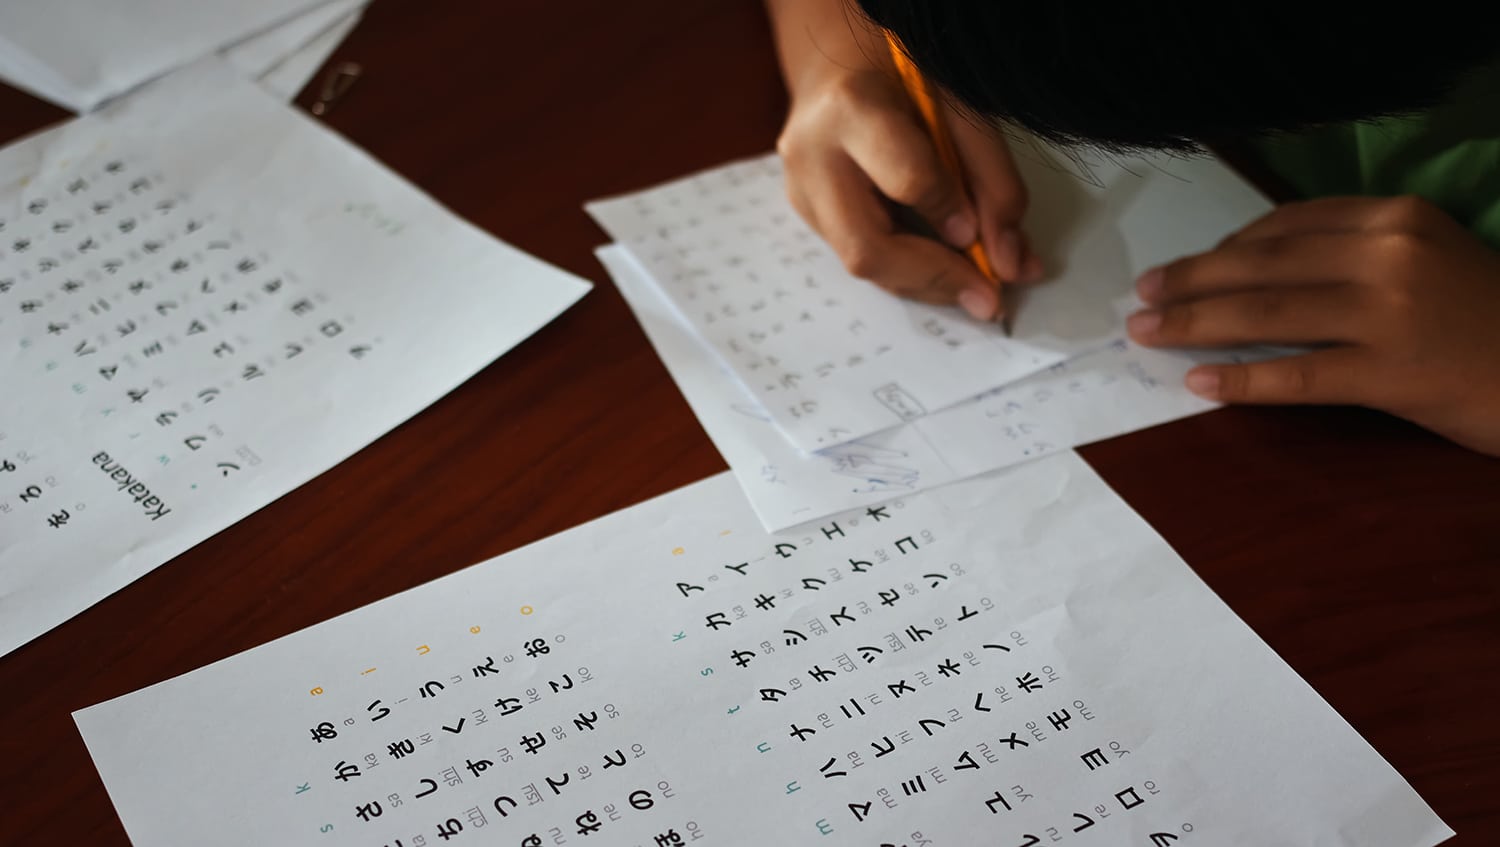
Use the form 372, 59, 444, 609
775, 64, 1040, 321
1128, 196, 1500, 456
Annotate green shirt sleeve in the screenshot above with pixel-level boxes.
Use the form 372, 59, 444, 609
1251, 59, 1500, 249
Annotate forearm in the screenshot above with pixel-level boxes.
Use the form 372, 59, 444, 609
765, 0, 888, 98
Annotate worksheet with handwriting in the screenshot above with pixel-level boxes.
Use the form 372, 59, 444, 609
597, 240, 1265, 532
76, 452, 1450, 847
0, 60, 590, 656
587, 147, 1269, 454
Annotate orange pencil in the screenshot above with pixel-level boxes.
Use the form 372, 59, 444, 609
884, 31, 1009, 331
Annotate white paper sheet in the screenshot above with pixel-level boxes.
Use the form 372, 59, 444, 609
253, 5, 364, 103
598, 242, 1264, 531
586, 149, 1270, 454
221, 0, 364, 85
0, 0, 331, 112
74, 452, 1452, 847
0, 60, 590, 657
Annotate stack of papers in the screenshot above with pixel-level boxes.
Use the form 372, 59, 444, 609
586, 147, 1275, 530
0, 60, 590, 656
0, 0, 368, 111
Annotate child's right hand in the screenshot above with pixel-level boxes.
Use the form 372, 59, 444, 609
769, 4, 1039, 322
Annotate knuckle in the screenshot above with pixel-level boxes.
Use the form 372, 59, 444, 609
1158, 303, 1196, 338
1216, 366, 1248, 399
887, 161, 947, 208
1156, 260, 1188, 298
774, 131, 797, 162
1384, 194, 1439, 228
828, 72, 873, 103
1245, 235, 1294, 266
1158, 255, 1207, 299
838, 239, 883, 280
1369, 230, 1427, 279
1279, 357, 1318, 397
1246, 291, 1287, 326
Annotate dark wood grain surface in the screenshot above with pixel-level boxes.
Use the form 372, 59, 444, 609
1, 1, 1497, 843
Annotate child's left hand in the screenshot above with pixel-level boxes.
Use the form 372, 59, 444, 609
1126, 195, 1500, 456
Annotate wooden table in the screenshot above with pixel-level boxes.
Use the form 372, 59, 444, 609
2, 1, 1497, 843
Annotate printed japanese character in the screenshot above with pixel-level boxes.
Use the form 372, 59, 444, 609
355, 801, 382, 821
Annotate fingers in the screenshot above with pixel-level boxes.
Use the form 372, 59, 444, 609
1219, 198, 1389, 246
842, 105, 977, 249
778, 77, 1036, 321
1128, 283, 1368, 347
810, 155, 1000, 315
1136, 232, 1368, 306
1220, 195, 1446, 246
1184, 348, 1369, 406
945, 111, 1039, 284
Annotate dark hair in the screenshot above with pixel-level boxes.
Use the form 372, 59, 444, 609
855, 1, 1500, 152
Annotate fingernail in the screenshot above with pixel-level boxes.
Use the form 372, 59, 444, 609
1185, 369, 1221, 398
1126, 309, 1161, 338
958, 287, 997, 321
942, 212, 977, 248
1135, 267, 1164, 302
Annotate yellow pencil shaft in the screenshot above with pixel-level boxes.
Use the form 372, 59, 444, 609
885, 32, 1000, 286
